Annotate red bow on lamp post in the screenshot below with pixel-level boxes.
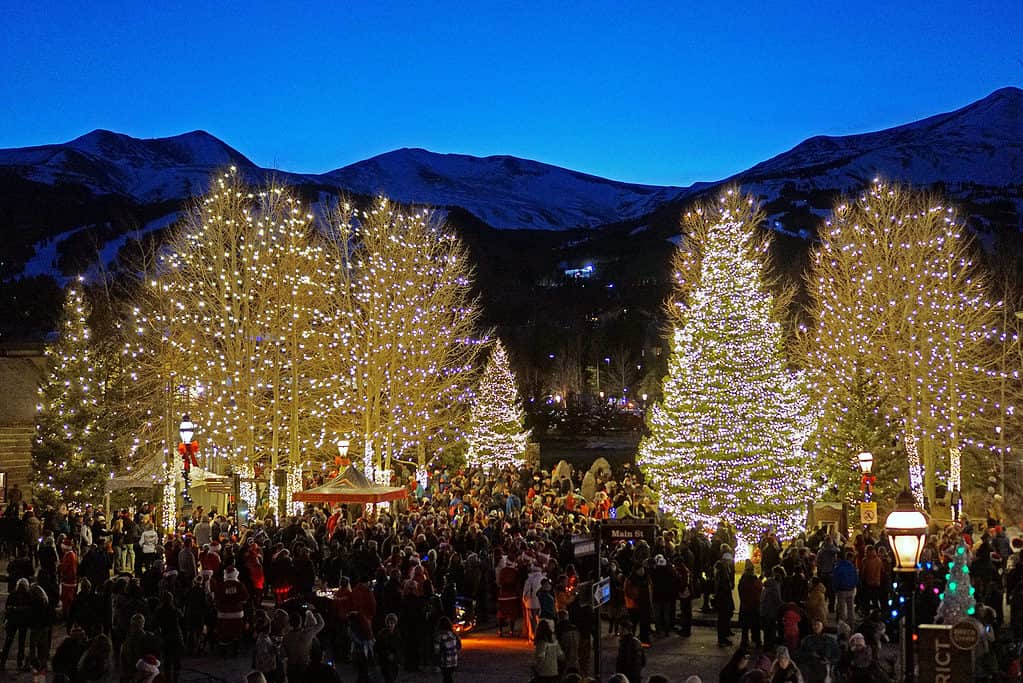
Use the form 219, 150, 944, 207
860, 473, 876, 495
178, 441, 200, 468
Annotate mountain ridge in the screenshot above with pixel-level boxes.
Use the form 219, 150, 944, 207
2, 86, 1020, 234
1, 86, 1021, 288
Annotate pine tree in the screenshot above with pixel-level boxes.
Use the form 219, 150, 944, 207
33, 278, 112, 508
637, 189, 816, 543
465, 339, 531, 470
936, 543, 977, 622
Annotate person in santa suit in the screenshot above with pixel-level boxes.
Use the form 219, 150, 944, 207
58, 538, 78, 622
199, 543, 221, 581
214, 564, 249, 649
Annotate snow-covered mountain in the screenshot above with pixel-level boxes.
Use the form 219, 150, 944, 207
323, 148, 689, 230
698, 87, 1023, 237
1, 86, 1022, 287
0, 131, 688, 230
0, 129, 317, 203
741, 86, 1023, 190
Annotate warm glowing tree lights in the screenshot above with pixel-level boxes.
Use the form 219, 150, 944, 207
33, 278, 115, 508
123, 174, 485, 521
126, 170, 334, 518
313, 198, 484, 483
465, 339, 530, 470
805, 181, 1008, 509
638, 189, 816, 543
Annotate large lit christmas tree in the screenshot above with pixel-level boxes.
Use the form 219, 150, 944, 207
33, 278, 112, 508
638, 189, 816, 543
465, 339, 530, 470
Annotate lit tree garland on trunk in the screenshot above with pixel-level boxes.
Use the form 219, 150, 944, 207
314, 198, 484, 484
124, 169, 333, 523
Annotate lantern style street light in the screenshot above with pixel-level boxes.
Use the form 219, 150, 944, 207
885, 490, 929, 572
337, 439, 353, 466
179, 414, 196, 445
178, 414, 200, 506
858, 451, 875, 504
885, 489, 929, 683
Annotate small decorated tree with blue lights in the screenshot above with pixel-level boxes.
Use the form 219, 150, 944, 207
936, 543, 976, 623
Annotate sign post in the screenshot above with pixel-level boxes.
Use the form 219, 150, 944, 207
859, 502, 878, 526
592, 519, 657, 679
601, 520, 657, 544
573, 534, 596, 558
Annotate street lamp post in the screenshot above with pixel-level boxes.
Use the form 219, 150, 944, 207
178, 414, 199, 508
885, 490, 929, 683
858, 451, 875, 501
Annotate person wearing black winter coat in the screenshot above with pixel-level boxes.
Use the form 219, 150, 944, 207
0, 579, 32, 670
375, 613, 402, 683
714, 546, 736, 647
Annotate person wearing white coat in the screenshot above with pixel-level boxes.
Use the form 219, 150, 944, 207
522, 565, 545, 643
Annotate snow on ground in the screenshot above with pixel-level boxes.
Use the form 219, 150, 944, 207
21, 225, 88, 281
95, 212, 179, 269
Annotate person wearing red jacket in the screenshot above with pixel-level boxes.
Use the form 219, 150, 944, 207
244, 541, 265, 594
215, 565, 249, 646
351, 576, 377, 626
58, 540, 79, 621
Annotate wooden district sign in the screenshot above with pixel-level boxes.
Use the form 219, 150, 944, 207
917, 623, 976, 682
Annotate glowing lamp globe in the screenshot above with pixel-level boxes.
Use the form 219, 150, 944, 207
884, 489, 929, 572
857, 451, 874, 474
337, 439, 350, 460
179, 414, 196, 444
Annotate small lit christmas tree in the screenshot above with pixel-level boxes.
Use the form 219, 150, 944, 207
936, 543, 977, 623
638, 189, 816, 545
33, 278, 112, 508
465, 339, 530, 470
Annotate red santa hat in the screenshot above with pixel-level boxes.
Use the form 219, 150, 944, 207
136, 654, 160, 674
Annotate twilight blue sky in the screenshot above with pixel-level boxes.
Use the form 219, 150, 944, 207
2, 2, 1020, 186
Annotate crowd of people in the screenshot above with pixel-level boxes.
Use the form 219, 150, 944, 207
0, 462, 1019, 683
